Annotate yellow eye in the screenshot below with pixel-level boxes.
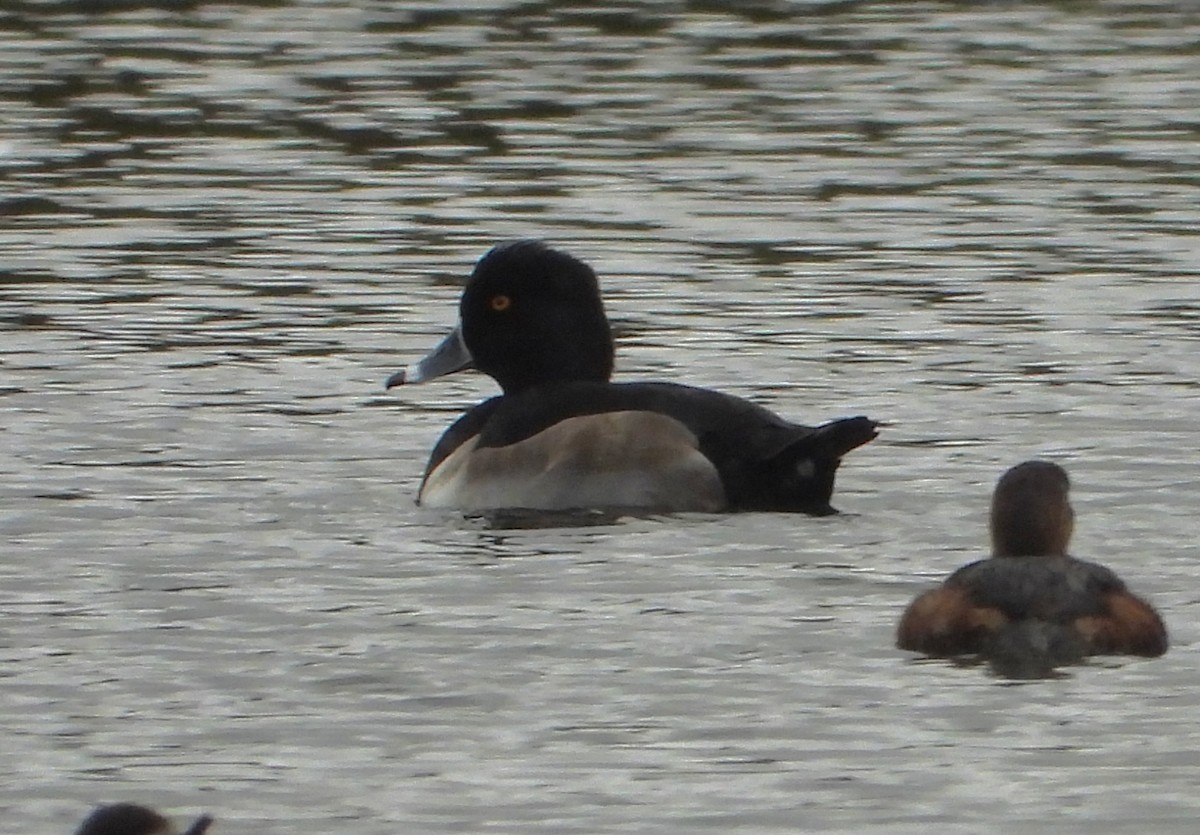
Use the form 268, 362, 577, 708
490, 294, 512, 312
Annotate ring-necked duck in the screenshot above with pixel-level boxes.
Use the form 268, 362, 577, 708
75, 803, 213, 835
896, 460, 1168, 677
387, 240, 878, 513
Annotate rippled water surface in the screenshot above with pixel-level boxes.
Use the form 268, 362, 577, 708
3, 1, 1199, 832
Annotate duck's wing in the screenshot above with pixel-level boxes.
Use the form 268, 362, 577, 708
613, 382, 875, 512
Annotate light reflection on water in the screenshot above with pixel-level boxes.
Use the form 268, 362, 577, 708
2, 1, 1199, 832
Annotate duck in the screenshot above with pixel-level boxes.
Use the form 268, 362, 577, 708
896, 460, 1168, 677
74, 803, 213, 835
386, 240, 878, 514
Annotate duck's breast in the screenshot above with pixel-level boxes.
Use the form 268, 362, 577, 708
419, 410, 727, 512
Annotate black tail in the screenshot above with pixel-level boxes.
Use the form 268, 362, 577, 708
733, 415, 878, 513
182, 815, 215, 835
812, 416, 879, 459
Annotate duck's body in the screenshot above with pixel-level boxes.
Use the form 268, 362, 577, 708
390, 240, 877, 514
897, 461, 1167, 676
420, 380, 877, 513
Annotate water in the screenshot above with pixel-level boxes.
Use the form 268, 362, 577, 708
2, 1, 1198, 831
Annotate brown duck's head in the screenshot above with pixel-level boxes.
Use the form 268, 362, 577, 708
989, 460, 1074, 557
75, 804, 213, 835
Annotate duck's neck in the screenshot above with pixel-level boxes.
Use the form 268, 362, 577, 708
990, 522, 1072, 558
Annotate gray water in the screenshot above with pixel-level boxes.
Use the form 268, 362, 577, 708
3, 1, 1199, 832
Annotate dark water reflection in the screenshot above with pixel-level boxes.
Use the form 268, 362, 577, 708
2, 1, 1199, 832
